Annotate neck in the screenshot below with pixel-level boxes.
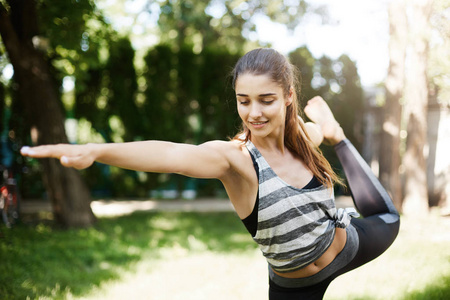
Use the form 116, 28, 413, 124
251, 130, 286, 154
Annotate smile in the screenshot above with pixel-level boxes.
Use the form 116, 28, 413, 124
249, 121, 268, 128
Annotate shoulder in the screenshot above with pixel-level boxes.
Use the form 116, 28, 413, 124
200, 139, 253, 175
200, 139, 247, 156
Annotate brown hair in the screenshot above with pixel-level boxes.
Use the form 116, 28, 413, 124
232, 48, 342, 188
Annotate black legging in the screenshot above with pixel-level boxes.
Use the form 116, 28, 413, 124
269, 139, 400, 299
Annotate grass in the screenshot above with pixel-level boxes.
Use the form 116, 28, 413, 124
0, 210, 449, 299
0, 211, 257, 299
326, 212, 450, 300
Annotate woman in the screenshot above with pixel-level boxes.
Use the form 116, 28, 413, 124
21, 48, 400, 299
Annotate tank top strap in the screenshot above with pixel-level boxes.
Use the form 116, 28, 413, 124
244, 140, 277, 182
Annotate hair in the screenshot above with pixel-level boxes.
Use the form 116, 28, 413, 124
231, 48, 343, 188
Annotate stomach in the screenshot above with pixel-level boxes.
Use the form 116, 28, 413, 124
272, 227, 347, 278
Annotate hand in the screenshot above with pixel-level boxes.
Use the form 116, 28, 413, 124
21, 144, 96, 170
304, 96, 346, 145
304, 122, 324, 147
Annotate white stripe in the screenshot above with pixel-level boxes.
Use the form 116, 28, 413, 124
256, 212, 329, 239
257, 222, 330, 257
258, 159, 271, 171
258, 192, 334, 222
259, 177, 288, 198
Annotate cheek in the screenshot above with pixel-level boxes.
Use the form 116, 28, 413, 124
237, 106, 247, 120
268, 104, 285, 118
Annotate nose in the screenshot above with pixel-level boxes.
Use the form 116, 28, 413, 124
249, 102, 263, 119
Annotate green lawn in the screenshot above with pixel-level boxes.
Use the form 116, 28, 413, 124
0, 210, 449, 299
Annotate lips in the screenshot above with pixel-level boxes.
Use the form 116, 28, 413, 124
249, 121, 268, 129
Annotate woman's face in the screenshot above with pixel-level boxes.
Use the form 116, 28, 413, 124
235, 73, 292, 139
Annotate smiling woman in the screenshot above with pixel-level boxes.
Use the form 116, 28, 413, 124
236, 74, 290, 139
20, 48, 400, 300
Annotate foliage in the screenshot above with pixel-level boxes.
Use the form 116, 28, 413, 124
0, 80, 4, 135
0, 211, 254, 299
289, 48, 365, 193
99, 0, 328, 54
0, 0, 363, 198
289, 46, 316, 104
143, 44, 185, 142
197, 47, 241, 142
75, 36, 139, 143
140, 44, 241, 195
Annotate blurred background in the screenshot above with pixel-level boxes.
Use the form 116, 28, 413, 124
0, 0, 449, 224
0, 0, 449, 299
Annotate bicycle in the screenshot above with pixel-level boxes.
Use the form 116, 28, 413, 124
0, 166, 20, 228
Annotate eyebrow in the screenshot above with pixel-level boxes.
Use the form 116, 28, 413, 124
236, 93, 277, 97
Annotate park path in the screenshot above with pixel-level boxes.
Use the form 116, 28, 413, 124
20, 196, 355, 217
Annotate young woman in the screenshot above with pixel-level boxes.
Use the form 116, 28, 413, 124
21, 48, 400, 299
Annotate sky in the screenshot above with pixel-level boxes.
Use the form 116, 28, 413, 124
253, 0, 390, 87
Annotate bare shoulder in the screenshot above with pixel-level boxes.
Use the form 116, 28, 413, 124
200, 139, 253, 175
200, 139, 249, 160
203, 140, 257, 217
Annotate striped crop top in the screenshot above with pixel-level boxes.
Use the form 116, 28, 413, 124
245, 140, 358, 273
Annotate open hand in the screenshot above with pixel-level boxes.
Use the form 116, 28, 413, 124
21, 144, 95, 170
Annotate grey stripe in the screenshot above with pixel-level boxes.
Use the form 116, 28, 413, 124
259, 167, 278, 183
254, 216, 330, 245
257, 202, 333, 230
267, 232, 335, 272
259, 186, 329, 210
378, 212, 400, 224
269, 224, 359, 285
264, 228, 334, 261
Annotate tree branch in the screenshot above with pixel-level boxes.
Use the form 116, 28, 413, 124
0, 2, 21, 66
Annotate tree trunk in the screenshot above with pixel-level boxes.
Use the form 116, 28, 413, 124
0, 1, 96, 227
402, 0, 433, 216
380, 0, 407, 212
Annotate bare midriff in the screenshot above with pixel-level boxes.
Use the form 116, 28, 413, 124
272, 227, 347, 278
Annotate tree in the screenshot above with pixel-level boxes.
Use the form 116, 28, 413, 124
427, 0, 450, 212
335, 54, 365, 149
379, 0, 407, 211
0, 0, 95, 227
289, 46, 316, 104
402, 0, 433, 216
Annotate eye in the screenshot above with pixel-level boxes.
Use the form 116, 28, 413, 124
237, 97, 249, 105
262, 99, 275, 105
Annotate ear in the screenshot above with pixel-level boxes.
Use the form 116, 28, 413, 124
285, 87, 294, 106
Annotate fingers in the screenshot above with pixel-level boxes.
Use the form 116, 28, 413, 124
20, 145, 59, 158
21, 145, 93, 170
21, 144, 73, 159
60, 156, 70, 166
60, 155, 90, 170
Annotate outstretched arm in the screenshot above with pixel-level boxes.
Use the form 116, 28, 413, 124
21, 140, 232, 179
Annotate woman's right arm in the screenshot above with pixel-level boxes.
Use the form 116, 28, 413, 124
21, 140, 233, 180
